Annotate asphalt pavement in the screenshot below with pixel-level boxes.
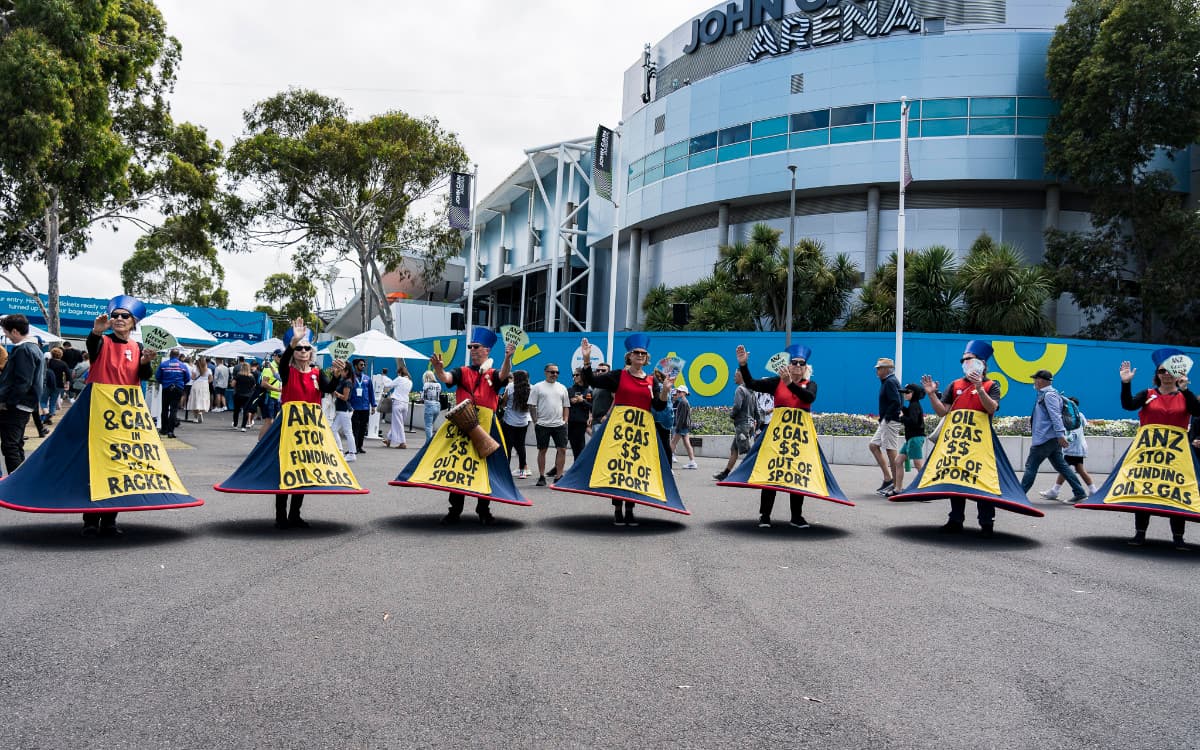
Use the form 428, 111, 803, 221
0, 416, 1195, 750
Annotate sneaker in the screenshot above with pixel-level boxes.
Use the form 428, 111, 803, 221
1069, 494, 1088, 504
289, 516, 310, 529
683, 462, 698, 470
240, 427, 247, 432
758, 515, 771, 528
789, 517, 810, 529
613, 509, 625, 526
1088, 485, 1099, 494
938, 520, 964, 534
535, 476, 547, 487
1038, 489, 1060, 499
345, 454, 357, 462
671, 456, 678, 463
625, 511, 638, 527
546, 468, 557, 478
713, 470, 729, 481
519, 469, 531, 479
876, 480, 894, 494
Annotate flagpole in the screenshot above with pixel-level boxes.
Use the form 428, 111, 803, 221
895, 97, 909, 381
464, 164, 479, 367
606, 123, 623, 367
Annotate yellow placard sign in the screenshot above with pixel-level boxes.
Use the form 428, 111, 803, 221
88, 384, 187, 501
748, 407, 829, 496
589, 405, 666, 500
408, 405, 496, 495
918, 408, 1000, 494
1104, 424, 1199, 511
277, 402, 361, 490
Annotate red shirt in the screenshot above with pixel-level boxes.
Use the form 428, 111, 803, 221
774, 379, 812, 410
280, 366, 322, 405
1137, 390, 1191, 429
87, 334, 142, 386
943, 378, 997, 413
613, 369, 655, 410
454, 367, 502, 411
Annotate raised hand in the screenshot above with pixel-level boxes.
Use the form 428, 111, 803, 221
1119, 360, 1135, 384
291, 317, 308, 346
580, 337, 591, 364
93, 314, 109, 335
921, 374, 938, 395
735, 344, 748, 367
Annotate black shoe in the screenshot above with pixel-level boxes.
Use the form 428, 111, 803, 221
789, 517, 810, 529
440, 513, 461, 525
876, 480, 894, 494
275, 518, 289, 530
613, 509, 625, 526
288, 515, 309, 529
713, 470, 729, 481
1128, 532, 1146, 547
535, 476, 547, 487
479, 511, 496, 526
1070, 494, 1088, 504
939, 520, 964, 534
1174, 535, 1188, 551
758, 515, 771, 528
624, 506, 638, 527
81, 524, 99, 538
166, 433, 176, 439
979, 524, 994, 539
37, 428, 48, 438
547, 468, 557, 478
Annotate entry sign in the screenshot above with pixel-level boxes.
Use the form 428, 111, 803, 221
277, 402, 361, 490
329, 339, 355, 360
88, 384, 186, 501
140, 325, 178, 352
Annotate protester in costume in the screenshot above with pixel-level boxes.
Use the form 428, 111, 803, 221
719, 343, 851, 528
391, 326, 525, 525
891, 340, 1044, 536
0, 296, 204, 535
553, 335, 686, 527
1077, 351, 1200, 549
214, 318, 361, 529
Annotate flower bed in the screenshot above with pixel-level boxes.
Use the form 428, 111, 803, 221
690, 407, 1138, 438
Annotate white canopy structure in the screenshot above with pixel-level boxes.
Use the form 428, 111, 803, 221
342, 330, 428, 360
134, 307, 217, 345
238, 337, 285, 356
199, 341, 250, 359
21, 324, 64, 345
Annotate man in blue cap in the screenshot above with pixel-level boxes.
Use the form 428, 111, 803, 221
921, 340, 1002, 536
1020, 368, 1088, 504
155, 347, 191, 439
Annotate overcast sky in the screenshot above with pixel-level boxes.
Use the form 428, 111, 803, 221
24, 0, 705, 312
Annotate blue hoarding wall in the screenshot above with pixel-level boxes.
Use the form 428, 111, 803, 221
401, 331, 1184, 422
0, 291, 271, 342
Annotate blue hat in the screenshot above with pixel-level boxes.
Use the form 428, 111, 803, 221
1152, 347, 1186, 368
1152, 347, 1193, 376
470, 326, 498, 349
282, 328, 311, 348
272, 349, 283, 356
964, 340, 993, 362
786, 344, 811, 362
106, 294, 146, 321
624, 332, 651, 352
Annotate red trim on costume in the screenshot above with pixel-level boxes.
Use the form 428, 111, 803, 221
888, 491, 1045, 517
212, 484, 369, 495
0, 499, 205, 513
387, 480, 533, 506
1073, 503, 1199, 521
547, 484, 692, 515
715, 481, 855, 506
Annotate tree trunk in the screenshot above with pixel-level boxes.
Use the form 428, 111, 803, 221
46, 191, 61, 336
368, 260, 395, 335
358, 258, 370, 333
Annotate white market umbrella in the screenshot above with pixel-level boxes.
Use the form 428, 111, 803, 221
21, 324, 64, 345
343, 329, 428, 360
134, 307, 217, 345
238, 337, 285, 356
199, 340, 250, 358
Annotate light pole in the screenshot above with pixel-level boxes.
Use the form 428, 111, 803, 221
786, 164, 797, 345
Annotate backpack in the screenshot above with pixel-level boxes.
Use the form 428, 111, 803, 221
1060, 394, 1082, 432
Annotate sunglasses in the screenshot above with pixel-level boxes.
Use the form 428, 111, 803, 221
294, 346, 313, 352
631, 350, 649, 356
960, 356, 977, 363
1157, 368, 1171, 375
546, 370, 559, 374
597, 368, 609, 372
791, 359, 807, 366
110, 312, 133, 320
468, 344, 483, 349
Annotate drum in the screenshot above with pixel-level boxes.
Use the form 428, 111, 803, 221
445, 399, 500, 458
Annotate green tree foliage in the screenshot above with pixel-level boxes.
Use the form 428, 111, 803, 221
120, 237, 228, 309
1043, 0, 1200, 342
0, 1, 226, 333
227, 89, 469, 335
846, 246, 964, 332
959, 234, 1053, 336
255, 272, 320, 337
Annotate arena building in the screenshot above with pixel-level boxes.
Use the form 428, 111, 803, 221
464, 0, 1193, 336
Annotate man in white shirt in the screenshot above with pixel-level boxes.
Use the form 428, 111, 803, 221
212, 360, 230, 412
529, 363, 570, 487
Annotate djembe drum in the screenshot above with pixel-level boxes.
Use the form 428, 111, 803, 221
445, 399, 500, 458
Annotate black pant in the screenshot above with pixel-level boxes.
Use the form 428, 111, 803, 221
352, 409, 369, 452
448, 493, 490, 517
501, 422, 528, 470
232, 395, 251, 427
1135, 511, 1186, 537
568, 420, 588, 461
0, 407, 30, 473
275, 494, 304, 519
161, 385, 184, 434
760, 489, 804, 521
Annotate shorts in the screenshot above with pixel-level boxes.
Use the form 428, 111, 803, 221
900, 436, 925, 460
1065, 454, 1084, 466
733, 426, 755, 455
674, 428, 690, 437
535, 423, 568, 449
259, 397, 280, 419
870, 420, 903, 452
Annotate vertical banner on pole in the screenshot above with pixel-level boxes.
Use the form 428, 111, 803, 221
593, 126, 614, 202
449, 172, 472, 230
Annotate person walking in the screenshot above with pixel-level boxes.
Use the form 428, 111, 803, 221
155, 348, 190, 439
385, 362, 412, 449
420, 370, 441, 443
349, 359, 375, 453
714, 369, 758, 481
212, 358, 230, 413
329, 360, 357, 462
231, 363, 257, 431
44, 347, 70, 426
500, 370, 532, 478
669, 385, 698, 469
186, 356, 211, 423
868, 357, 904, 496
566, 369, 591, 461
0, 315, 43, 472
893, 383, 927, 494
70, 354, 90, 402
1039, 396, 1099, 502
589, 362, 613, 439
530, 363, 570, 487
1019, 369, 1089, 504
256, 351, 283, 440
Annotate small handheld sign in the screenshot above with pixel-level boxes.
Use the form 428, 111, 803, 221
655, 356, 685, 380
139, 325, 178, 352
500, 325, 529, 349
766, 352, 790, 375
329, 339, 356, 360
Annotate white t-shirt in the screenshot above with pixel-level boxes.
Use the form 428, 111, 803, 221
389, 375, 412, 411
529, 380, 569, 427
213, 363, 230, 389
